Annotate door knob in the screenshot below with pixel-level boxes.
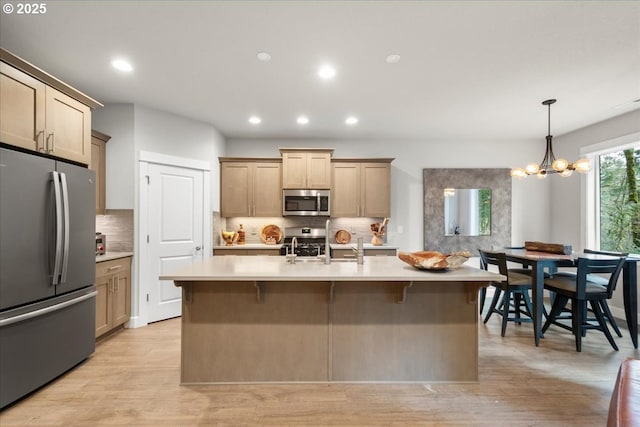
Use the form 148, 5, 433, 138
195, 246, 202, 251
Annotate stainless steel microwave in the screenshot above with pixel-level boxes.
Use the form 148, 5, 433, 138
282, 189, 330, 216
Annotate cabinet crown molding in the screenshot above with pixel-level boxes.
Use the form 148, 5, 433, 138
1, 48, 103, 109
279, 147, 335, 155
332, 158, 394, 163
219, 157, 281, 163
91, 129, 111, 143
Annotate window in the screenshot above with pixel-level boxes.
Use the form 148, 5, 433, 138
598, 147, 640, 253
584, 136, 640, 255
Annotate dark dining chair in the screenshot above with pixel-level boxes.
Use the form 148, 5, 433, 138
479, 249, 534, 337
478, 246, 531, 315
583, 249, 628, 337
542, 256, 626, 352
549, 249, 627, 338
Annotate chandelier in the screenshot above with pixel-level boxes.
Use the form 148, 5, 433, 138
510, 99, 590, 179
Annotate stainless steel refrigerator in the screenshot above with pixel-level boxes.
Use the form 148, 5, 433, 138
0, 146, 96, 408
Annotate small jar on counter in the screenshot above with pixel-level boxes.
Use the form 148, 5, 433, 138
237, 224, 246, 245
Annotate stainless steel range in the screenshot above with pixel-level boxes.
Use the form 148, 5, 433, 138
279, 227, 329, 257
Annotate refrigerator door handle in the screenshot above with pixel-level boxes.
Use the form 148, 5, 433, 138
51, 171, 63, 285
0, 291, 97, 327
59, 172, 70, 283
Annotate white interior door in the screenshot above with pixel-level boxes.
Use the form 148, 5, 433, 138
147, 163, 204, 323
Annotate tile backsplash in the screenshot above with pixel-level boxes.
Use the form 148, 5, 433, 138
96, 209, 134, 252
220, 216, 387, 245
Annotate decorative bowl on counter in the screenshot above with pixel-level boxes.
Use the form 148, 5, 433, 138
221, 231, 238, 246
335, 229, 351, 244
398, 250, 471, 271
260, 224, 283, 244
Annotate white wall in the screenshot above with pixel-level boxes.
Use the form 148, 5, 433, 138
93, 104, 226, 210
134, 104, 226, 209
226, 138, 551, 251
92, 104, 135, 209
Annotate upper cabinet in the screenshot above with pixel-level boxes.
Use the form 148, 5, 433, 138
90, 130, 111, 215
0, 62, 45, 152
331, 159, 393, 218
220, 158, 282, 217
280, 148, 333, 189
44, 87, 91, 164
0, 49, 102, 165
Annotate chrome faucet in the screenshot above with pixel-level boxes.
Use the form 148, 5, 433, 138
291, 236, 298, 251
352, 237, 364, 264
324, 219, 331, 264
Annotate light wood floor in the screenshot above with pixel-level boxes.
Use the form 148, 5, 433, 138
1, 310, 639, 426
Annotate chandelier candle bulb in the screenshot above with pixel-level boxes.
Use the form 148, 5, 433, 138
574, 158, 591, 173
552, 158, 569, 172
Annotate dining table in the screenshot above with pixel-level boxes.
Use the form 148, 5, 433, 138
500, 248, 638, 348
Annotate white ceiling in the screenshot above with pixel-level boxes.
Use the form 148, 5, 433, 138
1, 0, 638, 142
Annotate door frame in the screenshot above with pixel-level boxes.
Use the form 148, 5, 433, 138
136, 151, 210, 328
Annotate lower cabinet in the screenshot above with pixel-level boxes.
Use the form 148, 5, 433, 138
95, 256, 131, 338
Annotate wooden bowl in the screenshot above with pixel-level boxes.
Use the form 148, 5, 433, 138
260, 224, 283, 244
398, 250, 471, 270
335, 229, 351, 244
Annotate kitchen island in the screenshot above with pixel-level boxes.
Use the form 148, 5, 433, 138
160, 255, 504, 383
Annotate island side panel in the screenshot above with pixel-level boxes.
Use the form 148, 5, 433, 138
181, 281, 330, 383
331, 281, 480, 382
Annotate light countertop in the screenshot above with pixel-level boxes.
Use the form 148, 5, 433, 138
96, 252, 133, 263
160, 255, 504, 282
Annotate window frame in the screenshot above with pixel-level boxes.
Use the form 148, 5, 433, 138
581, 132, 640, 254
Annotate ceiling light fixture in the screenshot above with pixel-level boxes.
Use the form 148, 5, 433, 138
297, 116, 309, 125
256, 52, 271, 62
345, 116, 358, 125
111, 59, 133, 72
385, 54, 401, 64
510, 99, 590, 179
248, 116, 261, 125
317, 65, 336, 79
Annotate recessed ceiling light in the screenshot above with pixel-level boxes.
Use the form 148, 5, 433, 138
248, 116, 261, 125
257, 52, 271, 62
111, 58, 133, 72
345, 116, 358, 125
385, 54, 401, 64
297, 116, 309, 125
317, 65, 336, 80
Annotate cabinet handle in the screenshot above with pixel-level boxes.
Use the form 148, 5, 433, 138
108, 278, 113, 293
107, 265, 122, 271
36, 130, 45, 152
46, 131, 55, 153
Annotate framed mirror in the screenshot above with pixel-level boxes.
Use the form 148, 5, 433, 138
423, 168, 510, 254
444, 188, 491, 236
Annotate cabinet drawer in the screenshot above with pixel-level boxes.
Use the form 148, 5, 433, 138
96, 257, 131, 277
